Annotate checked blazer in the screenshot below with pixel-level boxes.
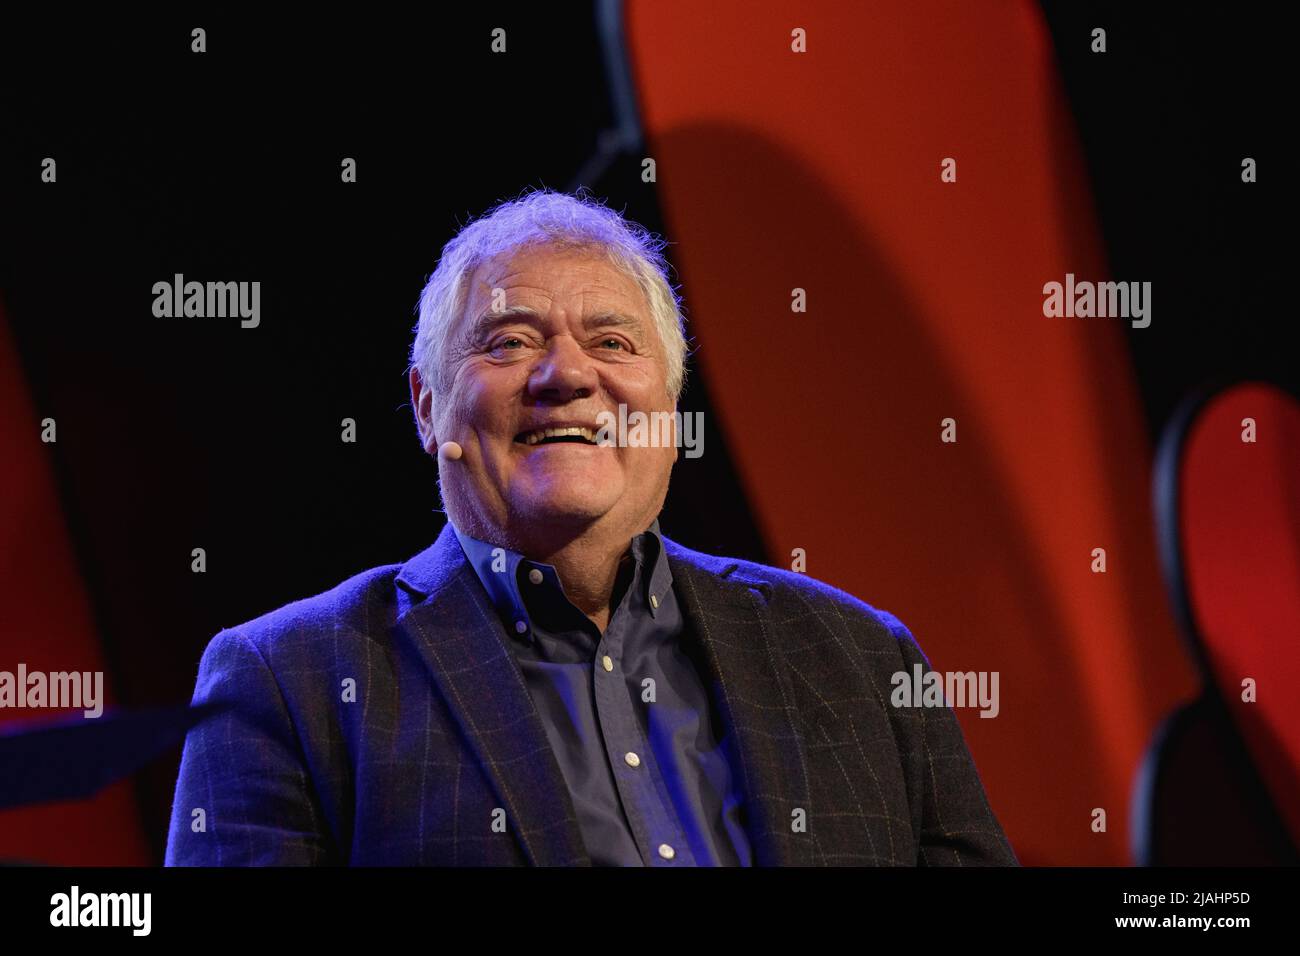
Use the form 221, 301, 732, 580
164, 521, 1017, 866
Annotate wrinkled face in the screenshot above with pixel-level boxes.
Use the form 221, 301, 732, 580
411, 243, 678, 546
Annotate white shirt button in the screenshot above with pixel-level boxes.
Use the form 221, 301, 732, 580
624, 751, 640, 768
514, 620, 528, 634
658, 843, 675, 860
601, 655, 614, 672
528, 568, 543, 585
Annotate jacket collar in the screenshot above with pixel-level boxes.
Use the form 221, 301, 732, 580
394, 522, 815, 866
446, 519, 676, 643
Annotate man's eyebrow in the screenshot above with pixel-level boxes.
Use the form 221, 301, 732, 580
583, 311, 647, 335
468, 307, 647, 340
468, 306, 543, 340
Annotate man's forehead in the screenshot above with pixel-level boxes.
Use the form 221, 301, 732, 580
464, 246, 648, 319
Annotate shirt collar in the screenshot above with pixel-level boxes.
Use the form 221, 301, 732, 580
450, 519, 674, 641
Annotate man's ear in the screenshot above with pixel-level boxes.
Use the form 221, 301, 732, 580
409, 366, 438, 455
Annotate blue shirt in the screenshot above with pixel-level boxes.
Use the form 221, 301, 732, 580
450, 519, 752, 867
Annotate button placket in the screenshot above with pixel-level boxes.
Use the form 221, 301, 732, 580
593, 620, 695, 867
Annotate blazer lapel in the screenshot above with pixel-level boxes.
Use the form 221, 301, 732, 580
395, 523, 590, 866
663, 537, 818, 866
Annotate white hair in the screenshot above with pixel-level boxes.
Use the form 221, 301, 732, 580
409, 187, 689, 421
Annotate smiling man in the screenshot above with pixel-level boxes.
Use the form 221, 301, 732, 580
165, 188, 1017, 867
413, 236, 679, 639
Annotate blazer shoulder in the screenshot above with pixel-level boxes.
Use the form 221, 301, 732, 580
212, 560, 405, 658
665, 536, 914, 650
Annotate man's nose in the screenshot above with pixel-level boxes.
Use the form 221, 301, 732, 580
526, 335, 598, 401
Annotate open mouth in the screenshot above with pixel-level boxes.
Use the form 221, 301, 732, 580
514, 426, 601, 447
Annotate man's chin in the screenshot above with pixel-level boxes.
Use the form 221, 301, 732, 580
511, 494, 619, 528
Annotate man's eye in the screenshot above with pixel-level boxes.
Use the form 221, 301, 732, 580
599, 338, 624, 350
494, 337, 524, 351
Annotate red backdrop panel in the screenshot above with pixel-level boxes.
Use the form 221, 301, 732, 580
627, 0, 1197, 864
1181, 384, 1300, 844
0, 303, 149, 865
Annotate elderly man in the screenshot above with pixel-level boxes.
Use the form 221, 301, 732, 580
165, 189, 1016, 867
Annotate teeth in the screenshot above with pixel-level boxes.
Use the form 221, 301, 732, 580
522, 426, 597, 446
